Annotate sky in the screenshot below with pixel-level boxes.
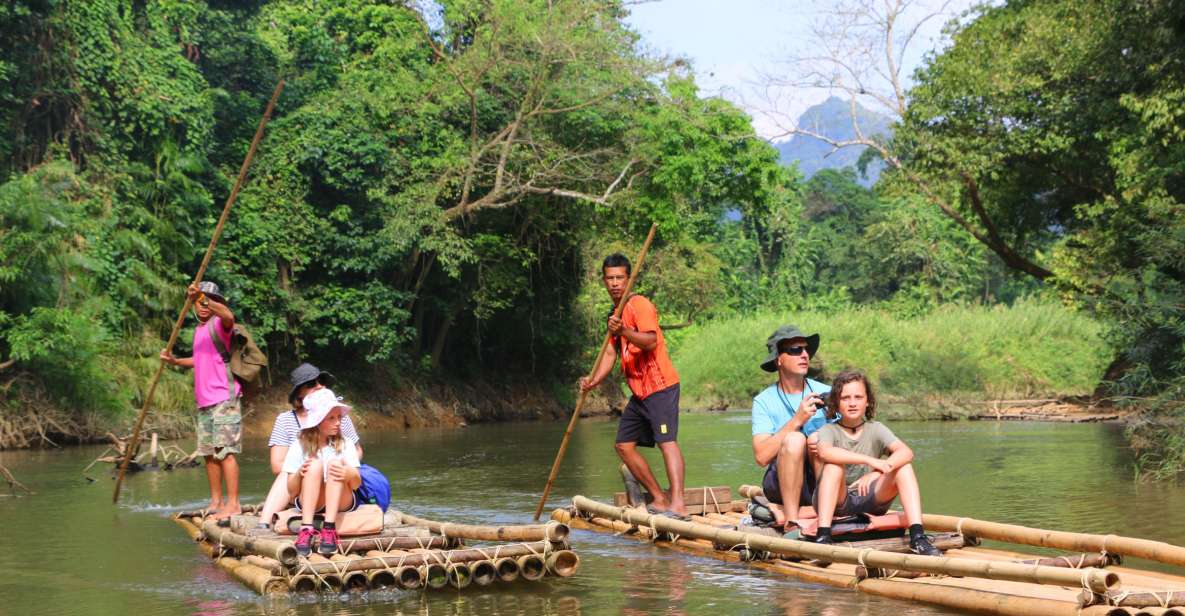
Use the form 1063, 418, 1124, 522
623, 0, 983, 140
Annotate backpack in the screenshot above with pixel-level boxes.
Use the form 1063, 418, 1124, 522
355, 464, 392, 512
206, 319, 269, 391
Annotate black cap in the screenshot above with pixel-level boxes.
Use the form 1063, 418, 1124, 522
287, 363, 336, 403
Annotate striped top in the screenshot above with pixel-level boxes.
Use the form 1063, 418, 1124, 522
267, 409, 360, 447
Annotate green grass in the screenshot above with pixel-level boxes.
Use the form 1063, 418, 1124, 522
669, 299, 1107, 414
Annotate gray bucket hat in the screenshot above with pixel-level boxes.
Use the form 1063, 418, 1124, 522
197, 280, 227, 305
760, 325, 820, 373
287, 362, 336, 403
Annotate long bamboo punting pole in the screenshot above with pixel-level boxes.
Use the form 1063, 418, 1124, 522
201, 519, 298, 567
395, 511, 569, 543
114, 80, 285, 504
573, 496, 1119, 593
290, 541, 559, 576
922, 513, 1185, 569
533, 223, 659, 520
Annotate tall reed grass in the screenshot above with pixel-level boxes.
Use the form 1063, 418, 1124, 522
670, 299, 1106, 414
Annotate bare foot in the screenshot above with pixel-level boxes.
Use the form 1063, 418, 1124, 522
212, 503, 242, 520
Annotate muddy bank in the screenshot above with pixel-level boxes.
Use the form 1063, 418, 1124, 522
1, 378, 580, 450
243, 379, 572, 437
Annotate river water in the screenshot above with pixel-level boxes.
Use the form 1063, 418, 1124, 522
2, 411, 1183, 616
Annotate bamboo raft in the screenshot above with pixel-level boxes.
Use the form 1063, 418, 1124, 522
553, 485, 1185, 616
173, 506, 579, 595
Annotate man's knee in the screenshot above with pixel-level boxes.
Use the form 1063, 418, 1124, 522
780, 432, 806, 458
615, 442, 636, 457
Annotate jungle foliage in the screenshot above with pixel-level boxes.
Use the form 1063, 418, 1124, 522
0, 0, 1158, 461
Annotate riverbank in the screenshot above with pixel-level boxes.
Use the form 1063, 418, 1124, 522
667, 299, 1108, 412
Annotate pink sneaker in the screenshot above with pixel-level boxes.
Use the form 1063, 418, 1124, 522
318, 527, 339, 556
294, 526, 318, 557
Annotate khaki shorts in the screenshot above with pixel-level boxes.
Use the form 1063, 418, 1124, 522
196, 397, 242, 460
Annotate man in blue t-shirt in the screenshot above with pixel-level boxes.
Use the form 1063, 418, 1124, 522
751, 325, 834, 530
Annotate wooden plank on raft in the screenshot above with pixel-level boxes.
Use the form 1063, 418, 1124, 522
612, 486, 732, 512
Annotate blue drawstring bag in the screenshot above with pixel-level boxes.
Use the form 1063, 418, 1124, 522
354, 464, 391, 511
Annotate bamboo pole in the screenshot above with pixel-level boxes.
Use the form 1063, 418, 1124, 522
335, 534, 454, 554
470, 560, 497, 586
330, 554, 369, 591
422, 563, 448, 589
533, 223, 659, 520
290, 541, 559, 576
517, 554, 546, 581
200, 519, 298, 567
545, 550, 580, 577
573, 495, 1118, 593
242, 555, 283, 575
446, 562, 472, 589
494, 557, 521, 582
922, 513, 1185, 568
305, 554, 342, 591
113, 79, 285, 504
395, 511, 568, 543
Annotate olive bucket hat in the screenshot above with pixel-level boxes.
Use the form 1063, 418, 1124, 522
197, 280, 227, 305
287, 362, 336, 404
760, 325, 820, 373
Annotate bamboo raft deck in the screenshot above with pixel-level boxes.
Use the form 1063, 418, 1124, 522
173, 505, 579, 595
553, 485, 1185, 616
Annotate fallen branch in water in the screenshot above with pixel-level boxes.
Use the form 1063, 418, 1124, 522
1, 463, 32, 495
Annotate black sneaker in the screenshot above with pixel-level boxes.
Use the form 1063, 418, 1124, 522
910, 535, 943, 556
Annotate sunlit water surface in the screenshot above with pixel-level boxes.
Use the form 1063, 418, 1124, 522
2, 411, 1183, 616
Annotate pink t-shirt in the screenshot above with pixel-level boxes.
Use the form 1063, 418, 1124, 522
192, 317, 241, 407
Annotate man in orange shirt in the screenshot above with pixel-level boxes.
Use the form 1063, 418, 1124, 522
580, 253, 687, 518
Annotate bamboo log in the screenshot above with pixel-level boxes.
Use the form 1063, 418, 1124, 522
394, 511, 569, 543
292, 541, 558, 576
201, 519, 298, 567
856, 576, 1126, 616
494, 557, 520, 582
306, 554, 342, 591
470, 560, 497, 586
517, 554, 546, 581
212, 554, 287, 595
331, 554, 369, 591
546, 550, 580, 577
922, 513, 1185, 568
422, 563, 448, 589
335, 535, 455, 554
177, 504, 261, 519
242, 555, 283, 575
446, 562, 473, 589
573, 495, 1119, 593
1088, 590, 1185, 608
288, 575, 317, 593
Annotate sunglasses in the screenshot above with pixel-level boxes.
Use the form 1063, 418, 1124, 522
779, 345, 809, 357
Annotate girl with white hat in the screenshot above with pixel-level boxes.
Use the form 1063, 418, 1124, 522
282, 388, 361, 556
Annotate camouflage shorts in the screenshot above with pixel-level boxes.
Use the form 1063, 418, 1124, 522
195, 397, 242, 459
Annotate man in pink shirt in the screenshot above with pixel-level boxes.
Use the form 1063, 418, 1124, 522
160, 281, 242, 519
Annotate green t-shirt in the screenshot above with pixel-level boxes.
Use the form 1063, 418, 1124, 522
816, 420, 899, 486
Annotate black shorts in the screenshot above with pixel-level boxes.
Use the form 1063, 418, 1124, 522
761, 456, 817, 506
615, 383, 680, 447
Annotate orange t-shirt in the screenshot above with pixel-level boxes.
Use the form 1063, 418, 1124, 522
612, 295, 680, 400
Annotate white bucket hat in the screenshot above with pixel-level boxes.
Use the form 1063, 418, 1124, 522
300, 388, 352, 430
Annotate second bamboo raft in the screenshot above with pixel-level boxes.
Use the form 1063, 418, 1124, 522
557, 486, 1185, 616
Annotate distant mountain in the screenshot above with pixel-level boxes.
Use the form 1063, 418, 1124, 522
774, 96, 892, 187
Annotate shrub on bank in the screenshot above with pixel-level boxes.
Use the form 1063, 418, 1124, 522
670, 299, 1107, 412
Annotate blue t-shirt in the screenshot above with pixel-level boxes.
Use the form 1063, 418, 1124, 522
751, 379, 833, 437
